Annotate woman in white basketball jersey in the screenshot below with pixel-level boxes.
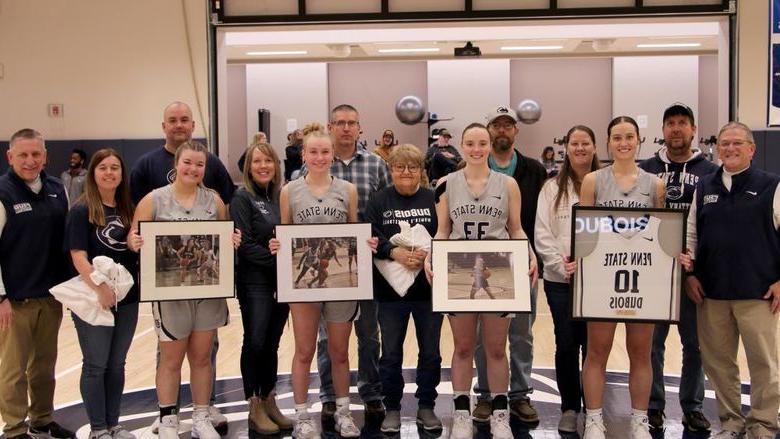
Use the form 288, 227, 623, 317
425, 123, 537, 439
534, 125, 600, 434
577, 116, 665, 439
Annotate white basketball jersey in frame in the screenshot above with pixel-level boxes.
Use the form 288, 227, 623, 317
574, 215, 680, 321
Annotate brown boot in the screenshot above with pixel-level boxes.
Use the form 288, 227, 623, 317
248, 396, 279, 435
264, 394, 294, 430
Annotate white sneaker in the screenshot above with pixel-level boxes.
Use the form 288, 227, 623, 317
630, 415, 653, 439
108, 426, 136, 439
490, 410, 513, 439
293, 418, 320, 439
191, 410, 220, 439
207, 406, 228, 435
334, 411, 360, 438
157, 415, 180, 439
150, 417, 160, 435
583, 415, 607, 439
450, 410, 473, 439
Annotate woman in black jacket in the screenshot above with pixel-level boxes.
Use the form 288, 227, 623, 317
229, 142, 292, 435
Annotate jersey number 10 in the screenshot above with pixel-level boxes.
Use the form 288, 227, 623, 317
614, 269, 639, 293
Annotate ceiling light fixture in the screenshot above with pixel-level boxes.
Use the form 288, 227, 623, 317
501, 45, 564, 51
636, 43, 701, 48
246, 50, 308, 56
377, 48, 440, 53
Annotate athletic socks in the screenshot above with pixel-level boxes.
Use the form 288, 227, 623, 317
159, 404, 177, 418
295, 403, 310, 420
453, 392, 470, 412
192, 404, 208, 416
631, 408, 648, 420
335, 396, 350, 414
586, 408, 603, 423
491, 394, 508, 412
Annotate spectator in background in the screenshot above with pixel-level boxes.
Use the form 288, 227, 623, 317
540, 146, 559, 178
237, 132, 268, 173
62, 148, 88, 206
284, 129, 304, 182
424, 129, 462, 185
373, 129, 396, 163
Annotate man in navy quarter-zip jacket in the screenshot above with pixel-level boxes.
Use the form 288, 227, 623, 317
0, 129, 74, 439
639, 103, 717, 433
685, 122, 780, 439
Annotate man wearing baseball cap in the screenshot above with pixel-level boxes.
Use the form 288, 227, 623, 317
472, 106, 547, 426
639, 103, 717, 433
424, 128, 461, 185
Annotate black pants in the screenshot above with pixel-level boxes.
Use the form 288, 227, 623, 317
237, 284, 289, 399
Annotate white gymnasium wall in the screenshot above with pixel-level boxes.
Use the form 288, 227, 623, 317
328, 61, 428, 152
0, 0, 210, 140
427, 59, 510, 148
612, 56, 699, 160
244, 63, 329, 162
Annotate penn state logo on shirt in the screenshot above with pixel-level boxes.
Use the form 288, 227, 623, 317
252, 200, 269, 215
166, 169, 176, 184
96, 215, 128, 251
703, 194, 719, 205
666, 185, 683, 201
383, 210, 393, 219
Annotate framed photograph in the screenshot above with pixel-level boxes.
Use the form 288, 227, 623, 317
139, 220, 235, 302
431, 239, 531, 313
276, 223, 372, 303
571, 206, 685, 323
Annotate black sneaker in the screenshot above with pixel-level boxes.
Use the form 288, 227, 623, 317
682, 411, 711, 432
5, 434, 33, 439
647, 409, 665, 432
29, 423, 75, 439
364, 400, 386, 422
321, 401, 337, 421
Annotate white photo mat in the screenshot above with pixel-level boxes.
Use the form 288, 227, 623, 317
432, 239, 531, 313
139, 220, 235, 302
276, 223, 372, 303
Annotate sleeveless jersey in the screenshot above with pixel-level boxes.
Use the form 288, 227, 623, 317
152, 185, 218, 222
287, 177, 350, 224
593, 166, 657, 208
446, 170, 509, 240
574, 215, 680, 320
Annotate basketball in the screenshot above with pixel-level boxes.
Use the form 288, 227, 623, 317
320, 259, 329, 269
483, 268, 491, 279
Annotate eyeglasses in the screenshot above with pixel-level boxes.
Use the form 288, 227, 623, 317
490, 121, 516, 130
332, 120, 359, 128
391, 164, 421, 173
717, 139, 751, 148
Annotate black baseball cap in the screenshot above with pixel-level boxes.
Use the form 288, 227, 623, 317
663, 103, 695, 125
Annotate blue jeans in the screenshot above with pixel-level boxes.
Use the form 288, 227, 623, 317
650, 291, 705, 413
237, 284, 289, 399
73, 304, 139, 430
474, 281, 537, 401
377, 301, 443, 410
544, 280, 587, 412
318, 299, 382, 403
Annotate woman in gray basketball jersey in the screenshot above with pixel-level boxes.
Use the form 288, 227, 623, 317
577, 116, 665, 439
128, 141, 241, 439
269, 123, 363, 439
424, 123, 537, 439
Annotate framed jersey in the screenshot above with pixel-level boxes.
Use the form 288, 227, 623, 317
431, 239, 531, 313
571, 206, 685, 323
276, 223, 373, 303
139, 220, 235, 302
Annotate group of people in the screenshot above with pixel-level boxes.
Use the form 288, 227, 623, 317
0, 99, 777, 439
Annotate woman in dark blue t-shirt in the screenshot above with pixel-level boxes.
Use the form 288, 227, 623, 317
65, 148, 138, 439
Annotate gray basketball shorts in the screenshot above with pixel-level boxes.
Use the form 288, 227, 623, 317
320, 301, 360, 323
152, 298, 230, 342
